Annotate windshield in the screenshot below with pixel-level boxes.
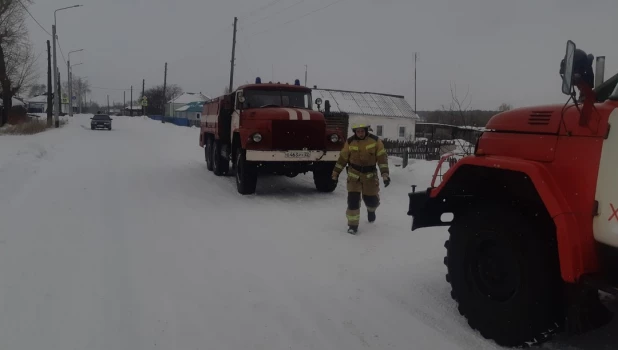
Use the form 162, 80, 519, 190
242, 90, 311, 109
93, 115, 111, 120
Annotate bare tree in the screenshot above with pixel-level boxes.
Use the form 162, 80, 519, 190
438, 83, 476, 155
141, 84, 182, 115
498, 103, 513, 112
73, 77, 91, 112
0, 0, 38, 126
28, 83, 46, 97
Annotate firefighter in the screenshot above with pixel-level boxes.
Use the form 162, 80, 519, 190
332, 123, 390, 234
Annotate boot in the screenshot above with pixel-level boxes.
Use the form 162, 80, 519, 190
368, 211, 376, 223
348, 225, 358, 235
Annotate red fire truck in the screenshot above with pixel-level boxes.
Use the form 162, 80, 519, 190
200, 78, 347, 195
407, 41, 618, 347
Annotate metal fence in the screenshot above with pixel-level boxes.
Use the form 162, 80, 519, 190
148, 115, 200, 127
383, 139, 456, 161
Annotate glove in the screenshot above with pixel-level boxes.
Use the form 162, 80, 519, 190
332, 172, 339, 185
382, 174, 390, 187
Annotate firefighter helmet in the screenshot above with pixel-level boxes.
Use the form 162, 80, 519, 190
351, 123, 370, 131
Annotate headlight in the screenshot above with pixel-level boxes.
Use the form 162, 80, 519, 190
252, 133, 262, 143
329, 134, 339, 143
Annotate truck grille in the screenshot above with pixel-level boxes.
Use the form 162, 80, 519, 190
324, 112, 349, 131
271, 120, 326, 150
528, 111, 552, 125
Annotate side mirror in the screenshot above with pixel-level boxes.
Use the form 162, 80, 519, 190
561, 40, 576, 95
238, 96, 246, 103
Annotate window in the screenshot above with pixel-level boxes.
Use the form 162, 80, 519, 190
376, 125, 383, 137
242, 89, 312, 109
196, 113, 201, 119
398, 126, 406, 138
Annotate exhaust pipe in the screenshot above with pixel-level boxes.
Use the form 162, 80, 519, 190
595, 56, 605, 89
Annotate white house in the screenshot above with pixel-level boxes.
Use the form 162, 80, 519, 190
166, 92, 210, 117
25, 94, 48, 113
311, 88, 420, 141
175, 101, 204, 121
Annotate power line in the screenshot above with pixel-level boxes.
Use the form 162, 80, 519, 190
17, 0, 52, 36
56, 36, 67, 65
91, 86, 132, 91
249, 0, 345, 38
239, 0, 284, 20
242, 0, 306, 29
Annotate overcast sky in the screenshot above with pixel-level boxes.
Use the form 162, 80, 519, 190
24, 0, 618, 110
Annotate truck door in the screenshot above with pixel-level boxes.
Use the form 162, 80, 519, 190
593, 107, 618, 247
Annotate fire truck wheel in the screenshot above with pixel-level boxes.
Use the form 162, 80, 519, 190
445, 207, 563, 347
313, 162, 337, 192
205, 138, 214, 171
212, 140, 229, 176
236, 150, 257, 195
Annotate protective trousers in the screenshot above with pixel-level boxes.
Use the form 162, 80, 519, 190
346, 171, 380, 226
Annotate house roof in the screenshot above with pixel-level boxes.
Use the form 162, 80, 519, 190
168, 92, 210, 104
26, 94, 49, 104
176, 101, 204, 113
312, 88, 419, 119
0, 96, 25, 106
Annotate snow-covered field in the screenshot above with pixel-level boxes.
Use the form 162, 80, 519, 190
0, 114, 615, 349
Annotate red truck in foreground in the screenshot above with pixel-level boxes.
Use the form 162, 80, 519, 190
407, 41, 618, 347
200, 78, 347, 195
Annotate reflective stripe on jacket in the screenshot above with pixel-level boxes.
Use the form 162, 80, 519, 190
333, 134, 389, 178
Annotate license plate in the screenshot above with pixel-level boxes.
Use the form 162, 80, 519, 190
285, 151, 311, 159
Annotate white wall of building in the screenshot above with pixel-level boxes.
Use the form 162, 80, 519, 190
347, 115, 416, 141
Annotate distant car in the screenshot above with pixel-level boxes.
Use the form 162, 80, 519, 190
91, 114, 112, 130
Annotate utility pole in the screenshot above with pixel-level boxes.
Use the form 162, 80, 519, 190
414, 52, 418, 114
304, 65, 308, 87
142, 79, 145, 116
130, 86, 133, 117
69, 70, 73, 115
47, 40, 53, 127
123, 91, 126, 116
228, 17, 238, 93
57, 70, 62, 126
162, 62, 167, 122
107, 95, 110, 114
52, 26, 59, 127
67, 60, 72, 116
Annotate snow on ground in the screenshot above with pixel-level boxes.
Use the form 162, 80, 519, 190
0, 114, 616, 350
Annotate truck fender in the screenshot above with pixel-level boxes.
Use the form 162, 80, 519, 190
432, 155, 592, 283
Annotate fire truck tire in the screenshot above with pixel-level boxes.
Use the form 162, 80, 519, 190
445, 207, 563, 347
313, 162, 337, 192
205, 138, 214, 171
212, 140, 229, 176
236, 150, 257, 195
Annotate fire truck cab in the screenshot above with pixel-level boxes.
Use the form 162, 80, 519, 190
200, 78, 347, 195
407, 41, 618, 347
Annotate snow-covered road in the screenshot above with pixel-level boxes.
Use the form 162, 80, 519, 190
0, 115, 615, 349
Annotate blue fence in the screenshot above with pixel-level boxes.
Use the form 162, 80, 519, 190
148, 115, 199, 127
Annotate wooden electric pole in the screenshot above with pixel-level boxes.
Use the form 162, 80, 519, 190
130, 86, 133, 117
414, 52, 418, 114
107, 95, 110, 114
57, 71, 62, 127
47, 40, 53, 127
162, 62, 167, 122
142, 79, 145, 116
228, 17, 238, 93
123, 91, 126, 116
